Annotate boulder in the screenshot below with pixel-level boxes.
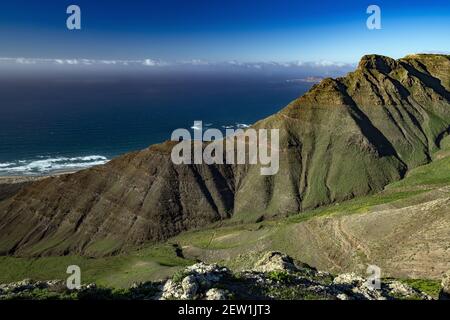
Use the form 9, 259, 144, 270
160, 263, 230, 300
205, 288, 229, 300
161, 280, 183, 300
181, 275, 199, 299
253, 251, 298, 273
333, 273, 365, 286
440, 271, 450, 300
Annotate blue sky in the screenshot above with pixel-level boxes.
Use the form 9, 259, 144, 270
0, 0, 448, 64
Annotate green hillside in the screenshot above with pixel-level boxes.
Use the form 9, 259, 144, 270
0, 54, 449, 257
1, 136, 449, 287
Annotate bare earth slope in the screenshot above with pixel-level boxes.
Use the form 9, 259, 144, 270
0, 54, 449, 257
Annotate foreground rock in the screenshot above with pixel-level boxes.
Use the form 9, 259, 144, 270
440, 270, 450, 299
0, 252, 438, 300
253, 251, 299, 273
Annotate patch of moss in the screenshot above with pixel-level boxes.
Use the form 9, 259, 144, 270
400, 279, 442, 298
172, 270, 190, 284
267, 271, 293, 283
264, 285, 330, 300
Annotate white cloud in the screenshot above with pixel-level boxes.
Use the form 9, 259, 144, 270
16, 57, 36, 64
143, 58, 158, 66
100, 59, 117, 65
143, 58, 168, 67
179, 59, 210, 66
224, 60, 352, 69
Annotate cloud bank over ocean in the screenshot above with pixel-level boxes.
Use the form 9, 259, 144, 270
0, 57, 355, 74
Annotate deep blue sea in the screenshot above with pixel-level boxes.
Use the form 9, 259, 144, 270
0, 71, 311, 175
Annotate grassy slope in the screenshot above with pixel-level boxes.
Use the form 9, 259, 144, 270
1, 136, 449, 288
0, 245, 194, 288
172, 141, 450, 252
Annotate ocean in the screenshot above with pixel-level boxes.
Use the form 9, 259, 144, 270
0, 71, 312, 175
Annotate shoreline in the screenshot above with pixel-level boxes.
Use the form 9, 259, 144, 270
0, 170, 77, 185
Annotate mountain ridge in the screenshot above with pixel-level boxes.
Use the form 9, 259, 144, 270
0, 53, 449, 257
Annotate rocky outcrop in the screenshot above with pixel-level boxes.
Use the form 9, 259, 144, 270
160, 263, 231, 300
0, 253, 436, 300
253, 251, 299, 273
0, 279, 65, 295
0, 54, 449, 257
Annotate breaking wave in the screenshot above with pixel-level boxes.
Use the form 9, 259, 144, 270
0, 155, 109, 175
222, 123, 251, 129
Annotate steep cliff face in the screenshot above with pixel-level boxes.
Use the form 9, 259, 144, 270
0, 54, 449, 257
0, 143, 235, 256
233, 54, 450, 217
